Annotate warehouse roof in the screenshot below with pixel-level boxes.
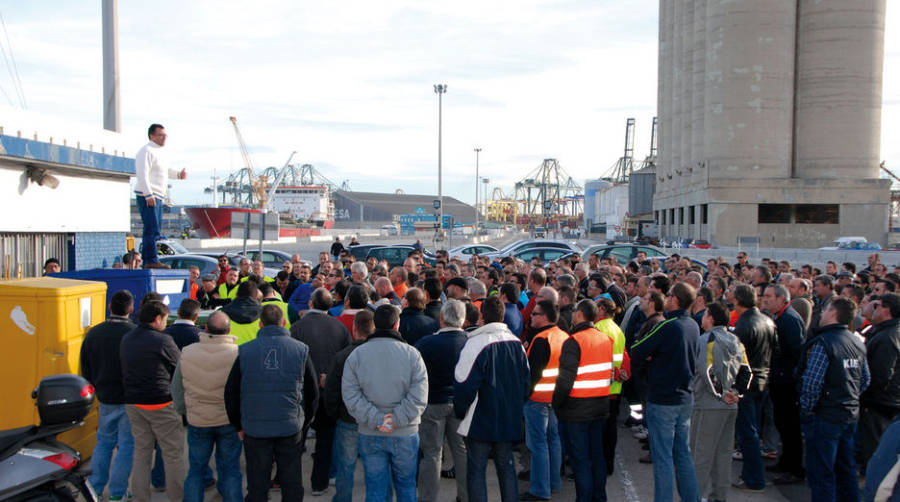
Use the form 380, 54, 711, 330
335, 190, 476, 219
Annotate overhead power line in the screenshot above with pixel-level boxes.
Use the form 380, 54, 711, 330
0, 11, 26, 108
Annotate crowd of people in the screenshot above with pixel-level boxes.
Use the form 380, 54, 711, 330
77, 243, 900, 502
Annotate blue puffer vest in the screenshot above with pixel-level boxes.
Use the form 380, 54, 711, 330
238, 325, 310, 438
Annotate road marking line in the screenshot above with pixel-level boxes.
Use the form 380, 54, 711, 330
616, 452, 642, 502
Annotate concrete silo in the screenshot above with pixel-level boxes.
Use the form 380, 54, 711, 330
793, 0, 886, 180
703, 0, 796, 180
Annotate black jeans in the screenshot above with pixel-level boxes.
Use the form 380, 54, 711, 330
603, 398, 620, 475
859, 405, 898, 469
310, 396, 337, 492
244, 433, 303, 502
771, 382, 804, 477
464, 438, 518, 502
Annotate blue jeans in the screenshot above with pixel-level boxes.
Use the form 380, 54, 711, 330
464, 438, 518, 502
184, 425, 242, 502
89, 403, 134, 498
152, 442, 214, 488
646, 402, 699, 502
803, 415, 859, 502
736, 390, 766, 489
137, 195, 163, 265
524, 401, 562, 498
561, 418, 606, 502
358, 433, 418, 502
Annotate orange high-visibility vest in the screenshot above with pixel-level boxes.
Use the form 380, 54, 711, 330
569, 326, 614, 398
527, 326, 569, 403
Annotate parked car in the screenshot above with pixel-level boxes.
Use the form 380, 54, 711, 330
818, 236, 871, 251
347, 244, 384, 262
581, 244, 668, 264
240, 249, 301, 269
194, 252, 280, 276
447, 244, 499, 260
367, 246, 436, 267
688, 239, 713, 249
484, 239, 582, 258
159, 254, 220, 277
514, 247, 577, 266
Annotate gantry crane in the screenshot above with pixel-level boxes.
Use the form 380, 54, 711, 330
228, 116, 268, 208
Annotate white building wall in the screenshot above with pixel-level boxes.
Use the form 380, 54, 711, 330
597, 184, 630, 239
0, 163, 131, 233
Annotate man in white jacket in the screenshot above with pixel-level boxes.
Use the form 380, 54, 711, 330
135, 124, 185, 268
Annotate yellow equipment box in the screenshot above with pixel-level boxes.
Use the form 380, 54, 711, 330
0, 277, 107, 457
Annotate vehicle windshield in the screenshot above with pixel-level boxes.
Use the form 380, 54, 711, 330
165, 240, 190, 254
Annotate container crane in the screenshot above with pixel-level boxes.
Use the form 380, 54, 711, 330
229, 116, 267, 208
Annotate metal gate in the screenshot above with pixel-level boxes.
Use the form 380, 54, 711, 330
0, 233, 69, 279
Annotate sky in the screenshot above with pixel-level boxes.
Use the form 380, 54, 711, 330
0, 1, 897, 208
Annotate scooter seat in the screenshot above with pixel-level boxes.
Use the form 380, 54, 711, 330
0, 426, 37, 460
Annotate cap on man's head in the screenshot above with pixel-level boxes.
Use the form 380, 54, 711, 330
445, 277, 468, 291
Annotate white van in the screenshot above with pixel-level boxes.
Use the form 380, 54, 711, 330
819, 236, 868, 251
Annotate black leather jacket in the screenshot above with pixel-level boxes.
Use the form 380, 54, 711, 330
862, 318, 900, 413
734, 307, 776, 393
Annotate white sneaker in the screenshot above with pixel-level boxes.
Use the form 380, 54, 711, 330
732, 450, 743, 461
632, 426, 649, 440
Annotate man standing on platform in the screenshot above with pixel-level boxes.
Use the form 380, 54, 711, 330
134, 124, 185, 269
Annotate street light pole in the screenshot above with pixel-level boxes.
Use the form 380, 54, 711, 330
474, 147, 481, 234
434, 84, 447, 245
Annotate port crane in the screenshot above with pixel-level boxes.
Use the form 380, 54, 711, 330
227, 116, 268, 208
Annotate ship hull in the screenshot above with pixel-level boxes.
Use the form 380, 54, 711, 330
185, 207, 331, 238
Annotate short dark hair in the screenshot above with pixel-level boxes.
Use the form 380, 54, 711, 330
843, 262, 857, 274
276, 271, 290, 281
259, 304, 284, 326
670, 282, 697, 310
465, 302, 480, 326
558, 285, 576, 304
423, 278, 442, 300
333, 280, 351, 300
647, 291, 665, 312
44, 257, 60, 267
814, 274, 833, 289
237, 281, 258, 299
373, 304, 400, 329
141, 292, 163, 306
311, 288, 333, 310
596, 297, 619, 317
258, 282, 274, 297
755, 265, 772, 283
879, 293, 900, 319
354, 309, 375, 337
480, 295, 505, 324
346, 284, 369, 309
148, 123, 164, 137
733, 284, 756, 309
844, 286, 865, 304
109, 289, 134, 316
138, 300, 169, 324
500, 282, 520, 304
877, 279, 897, 292
697, 287, 714, 305
707, 301, 730, 327
829, 297, 857, 325
535, 299, 559, 324
650, 275, 671, 294
575, 299, 599, 323
177, 298, 201, 320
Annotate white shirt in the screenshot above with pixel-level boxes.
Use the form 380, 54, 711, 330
134, 141, 179, 199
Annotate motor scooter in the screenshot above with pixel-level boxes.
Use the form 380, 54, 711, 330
0, 374, 97, 502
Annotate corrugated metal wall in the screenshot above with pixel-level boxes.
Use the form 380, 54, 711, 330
0, 233, 69, 279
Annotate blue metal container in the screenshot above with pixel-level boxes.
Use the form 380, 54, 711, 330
51, 268, 191, 314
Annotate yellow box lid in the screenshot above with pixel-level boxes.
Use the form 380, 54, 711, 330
0, 277, 107, 297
